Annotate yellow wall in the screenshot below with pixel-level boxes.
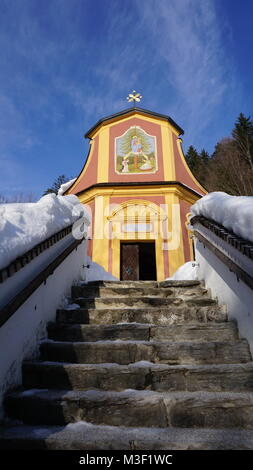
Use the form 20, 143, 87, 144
97, 127, 109, 183
78, 185, 198, 281
92, 195, 110, 270
165, 192, 185, 277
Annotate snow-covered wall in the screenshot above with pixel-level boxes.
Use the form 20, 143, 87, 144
191, 192, 253, 352
191, 191, 253, 244
0, 193, 89, 270
0, 193, 91, 420
194, 222, 253, 354
0, 237, 88, 421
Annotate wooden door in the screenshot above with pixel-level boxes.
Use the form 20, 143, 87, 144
120, 243, 139, 280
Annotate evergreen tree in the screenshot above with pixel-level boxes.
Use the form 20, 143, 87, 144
232, 113, 253, 170
199, 149, 210, 164
184, 113, 253, 196
43, 175, 70, 196
185, 146, 201, 172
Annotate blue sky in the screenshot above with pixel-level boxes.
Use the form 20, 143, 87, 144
1, 0, 253, 199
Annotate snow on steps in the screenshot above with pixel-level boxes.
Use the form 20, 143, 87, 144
39, 339, 251, 366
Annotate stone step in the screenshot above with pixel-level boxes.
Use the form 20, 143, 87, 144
86, 280, 159, 288
40, 339, 251, 366
74, 296, 217, 310
5, 389, 253, 429
56, 308, 89, 324
159, 280, 202, 288
22, 361, 253, 392
72, 285, 209, 299
85, 280, 201, 288
56, 305, 227, 325
48, 322, 238, 343
1, 423, 253, 450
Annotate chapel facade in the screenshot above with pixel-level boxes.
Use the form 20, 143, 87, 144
65, 106, 206, 281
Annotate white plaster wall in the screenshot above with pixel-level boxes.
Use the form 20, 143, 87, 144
195, 238, 253, 355
0, 238, 87, 421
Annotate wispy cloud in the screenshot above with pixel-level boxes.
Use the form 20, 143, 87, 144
133, 0, 240, 146
65, 0, 240, 150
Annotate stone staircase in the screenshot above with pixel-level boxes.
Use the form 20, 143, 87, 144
1, 280, 253, 450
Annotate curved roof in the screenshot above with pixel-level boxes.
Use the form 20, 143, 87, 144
84, 106, 184, 139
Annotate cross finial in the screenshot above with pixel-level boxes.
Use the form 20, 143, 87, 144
126, 90, 142, 104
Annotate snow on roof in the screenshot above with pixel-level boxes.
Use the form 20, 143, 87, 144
191, 192, 253, 244
58, 178, 77, 195
0, 193, 90, 270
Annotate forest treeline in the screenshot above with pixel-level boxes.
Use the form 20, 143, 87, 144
185, 113, 253, 195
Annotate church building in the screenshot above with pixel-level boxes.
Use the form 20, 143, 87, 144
65, 98, 206, 281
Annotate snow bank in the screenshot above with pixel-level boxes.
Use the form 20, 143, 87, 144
191, 192, 253, 244
58, 178, 77, 196
0, 193, 90, 270
166, 261, 199, 281
80, 256, 118, 283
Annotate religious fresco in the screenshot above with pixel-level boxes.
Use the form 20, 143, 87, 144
115, 126, 158, 174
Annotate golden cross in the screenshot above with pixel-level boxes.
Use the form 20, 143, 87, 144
126, 90, 142, 104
